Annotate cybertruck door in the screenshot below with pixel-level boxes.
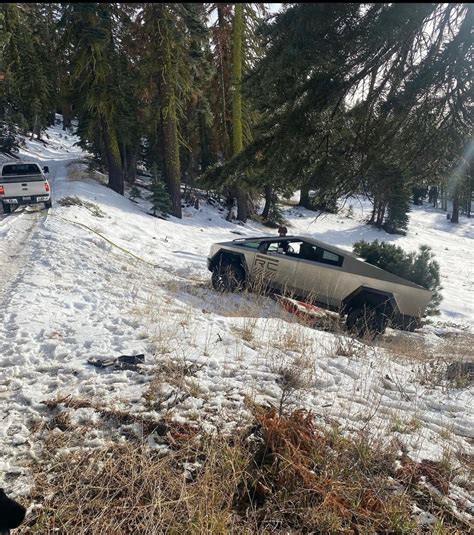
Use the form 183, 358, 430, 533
295, 243, 344, 307
253, 240, 300, 295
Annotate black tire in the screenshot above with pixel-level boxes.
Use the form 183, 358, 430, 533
346, 305, 387, 339
212, 262, 245, 292
45, 200, 52, 209
404, 317, 419, 332
2, 202, 12, 214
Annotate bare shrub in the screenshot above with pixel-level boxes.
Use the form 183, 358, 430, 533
57, 196, 105, 218
330, 332, 366, 358
232, 317, 258, 343
144, 355, 205, 413
270, 353, 315, 415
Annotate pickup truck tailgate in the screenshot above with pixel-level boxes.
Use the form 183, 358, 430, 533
0, 175, 47, 197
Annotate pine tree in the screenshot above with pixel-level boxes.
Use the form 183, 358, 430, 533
60, 3, 135, 195
204, 3, 266, 222
201, 3, 471, 228
353, 240, 442, 314
228, 3, 247, 222
411, 245, 442, 314
0, 4, 54, 139
148, 167, 171, 217
265, 192, 286, 227
149, 179, 172, 217
129, 185, 142, 202
383, 187, 411, 235
140, 4, 208, 219
0, 121, 20, 154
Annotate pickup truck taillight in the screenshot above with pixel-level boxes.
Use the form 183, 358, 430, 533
0, 186, 4, 195
44, 182, 50, 192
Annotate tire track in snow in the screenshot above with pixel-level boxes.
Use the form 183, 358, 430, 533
0, 209, 44, 301
0, 209, 46, 487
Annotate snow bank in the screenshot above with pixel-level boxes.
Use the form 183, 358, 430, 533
0, 121, 472, 502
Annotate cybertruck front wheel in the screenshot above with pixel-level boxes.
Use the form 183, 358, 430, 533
212, 262, 245, 293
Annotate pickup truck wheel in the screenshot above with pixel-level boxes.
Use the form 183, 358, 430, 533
346, 306, 387, 339
44, 200, 52, 209
212, 262, 245, 292
2, 202, 12, 214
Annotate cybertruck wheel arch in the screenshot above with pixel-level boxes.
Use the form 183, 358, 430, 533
341, 286, 399, 316
209, 249, 249, 279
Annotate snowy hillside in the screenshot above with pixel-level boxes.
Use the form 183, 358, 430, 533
1, 122, 473, 522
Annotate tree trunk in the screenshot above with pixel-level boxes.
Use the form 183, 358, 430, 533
126, 147, 137, 184
120, 140, 127, 183
451, 184, 460, 223
198, 111, 211, 172
217, 4, 231, 160
441, 184, 448, 211
299, 184, 311, 208
369, 198, 377, 224
262, 184, 272, 220
231, 3, 247, 222
102, 120, 124, 195
379, 204, 386, 226
47, 111, 55, 127
375, 200, 385, 227
232, 4, 243, 157
159, 104, 182, 218
156, 5, 182, 219
62, 101, 72, 130
234, 186, 248, 222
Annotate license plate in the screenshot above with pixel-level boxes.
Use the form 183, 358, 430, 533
37, 196, 49, 201
22, 196, 31, 201
5, 199, 18, 204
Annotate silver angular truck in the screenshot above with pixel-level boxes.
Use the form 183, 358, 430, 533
207, 235, 432, 336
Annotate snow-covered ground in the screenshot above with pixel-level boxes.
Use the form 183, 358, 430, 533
1, 122, 473, 516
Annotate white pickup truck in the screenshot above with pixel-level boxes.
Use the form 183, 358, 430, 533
0, 161, 52, 214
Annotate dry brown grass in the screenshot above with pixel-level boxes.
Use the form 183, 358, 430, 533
21, 439, 249, 535
231, 317, 258, 343
330, 332, 368, 358
19, 405, 472, 534
376, 331, 474, 388
379, 331, 474, 363
41, 395, 197, 442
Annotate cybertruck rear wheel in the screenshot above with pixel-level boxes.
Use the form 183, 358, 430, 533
346, 305, 387, 339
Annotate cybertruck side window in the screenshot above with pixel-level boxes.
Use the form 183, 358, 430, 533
320, 248, 344, 267
297, 240, 344, 267
239, 240, 260, 249
297, 241, 319, 262
265, 240, 302, 257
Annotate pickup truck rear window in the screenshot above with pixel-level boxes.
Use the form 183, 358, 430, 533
2, 164, 41, 176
